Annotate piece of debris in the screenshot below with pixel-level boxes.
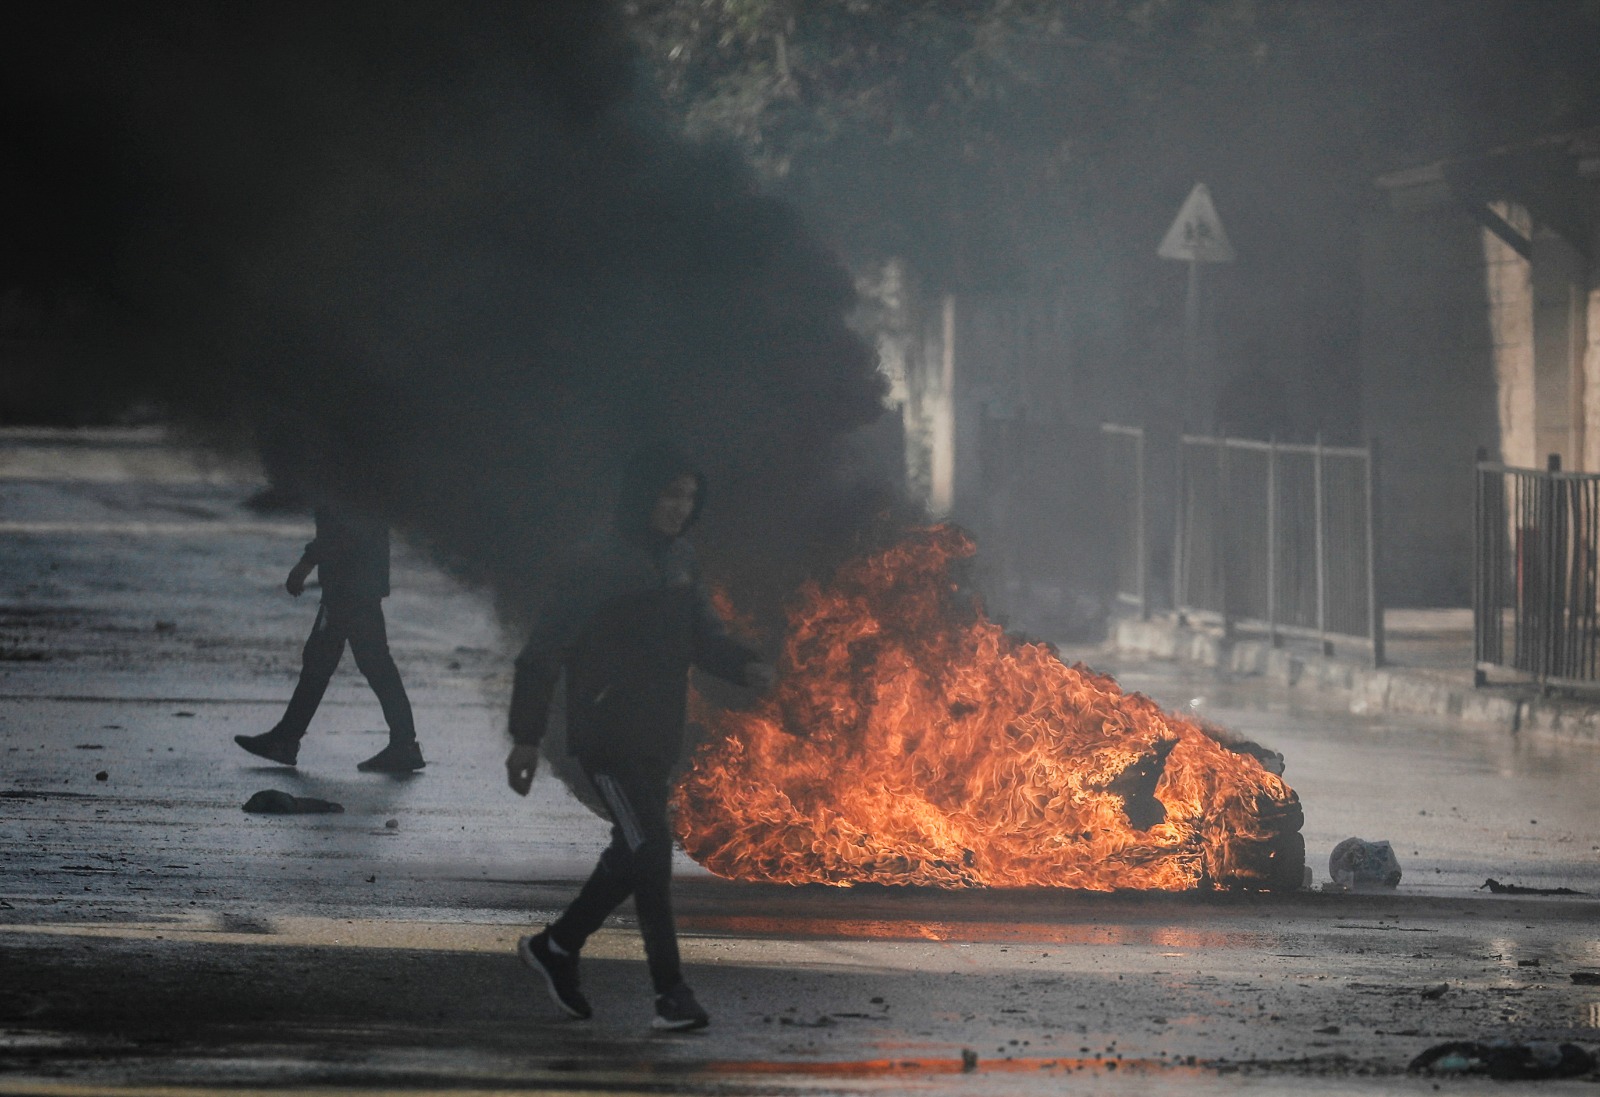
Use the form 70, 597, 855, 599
94, 770, 108, 782
1418, 983, 1448, 999
1480, 878, 1584, 896
217, 912, 275, 934
242, 789, 344, 814
74, 744, 103, 750
172, 711, 195, 718
1314, 1025, 1341, 1034
1571, 972, 1600, 985
1409, 1039, 1596, 1079
384, 818, 399, 829
961, 1049, 979, 1071
1328, 837, 1401, 887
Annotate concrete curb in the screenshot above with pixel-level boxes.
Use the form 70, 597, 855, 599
1108, 617, 1600, 742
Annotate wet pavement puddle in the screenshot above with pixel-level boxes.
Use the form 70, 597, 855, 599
695, 914, 1286, 949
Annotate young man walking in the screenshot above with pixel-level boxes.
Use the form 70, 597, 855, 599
504, 445, 773, 1030
235, 504, 426, 773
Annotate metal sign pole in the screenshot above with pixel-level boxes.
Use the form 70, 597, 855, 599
1159, 184, 1233, 439
1186, 257, 1203, 433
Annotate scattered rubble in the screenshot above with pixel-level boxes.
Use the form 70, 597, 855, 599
1480, 878, 1584, 895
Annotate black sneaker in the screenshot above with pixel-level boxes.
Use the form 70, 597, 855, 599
519, 931, 591, 1019
234, 729, 299, 766
356, 740, 426, 773
652, 981, 709, 1031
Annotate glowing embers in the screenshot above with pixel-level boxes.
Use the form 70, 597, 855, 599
676, 525, 1304, 891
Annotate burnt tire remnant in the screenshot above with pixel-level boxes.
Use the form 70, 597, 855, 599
1204, 792, 1307, 893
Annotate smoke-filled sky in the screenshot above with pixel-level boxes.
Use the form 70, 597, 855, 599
0, 1, 890, 621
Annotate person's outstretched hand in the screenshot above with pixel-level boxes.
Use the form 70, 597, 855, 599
743, 661, 777, 692
284, 558, 314, 597
506, 743, 540, 796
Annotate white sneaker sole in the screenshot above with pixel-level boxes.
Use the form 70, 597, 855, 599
651, 1012, 709, 1031
517, 935, 589, 1019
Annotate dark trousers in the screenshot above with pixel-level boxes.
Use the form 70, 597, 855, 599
549, 763, 682, 994
276, 598, 415, 743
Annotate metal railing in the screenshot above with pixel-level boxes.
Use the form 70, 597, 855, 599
1099, 423, 1149, 619
1474, 452, 1600, 687
1175, 434, 1384, 664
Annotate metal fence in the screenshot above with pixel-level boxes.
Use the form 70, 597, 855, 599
1099, 423, 1149, 619
1175, 434, 1384, 664
1474, 453, 1600, 687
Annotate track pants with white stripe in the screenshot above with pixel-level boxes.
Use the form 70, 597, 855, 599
548, 763, 682, 994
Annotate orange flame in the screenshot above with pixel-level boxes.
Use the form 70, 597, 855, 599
676, 525, 1302, 891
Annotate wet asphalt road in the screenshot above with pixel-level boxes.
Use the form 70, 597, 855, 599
3, 431, 1600, 1096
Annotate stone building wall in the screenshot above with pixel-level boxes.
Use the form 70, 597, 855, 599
1482, 203, 1535, 470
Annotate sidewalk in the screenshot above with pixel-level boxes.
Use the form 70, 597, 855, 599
1108, 607, 1600, 742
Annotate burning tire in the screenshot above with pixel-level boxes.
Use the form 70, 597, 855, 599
676, 526, 1306, 892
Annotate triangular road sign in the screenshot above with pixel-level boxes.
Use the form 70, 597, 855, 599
1158, 183, 1235, 262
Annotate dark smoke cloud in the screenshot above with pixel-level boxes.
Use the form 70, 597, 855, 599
0, 1, 890, 622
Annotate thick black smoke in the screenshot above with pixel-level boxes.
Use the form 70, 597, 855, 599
0, 1, 890, 623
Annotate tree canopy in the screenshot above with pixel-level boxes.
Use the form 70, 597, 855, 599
623, 1, 1600, 442
625, 0, 1600, 288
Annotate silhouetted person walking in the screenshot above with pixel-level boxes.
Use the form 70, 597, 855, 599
505, 444, 773, 1030
235, 505, 425, 773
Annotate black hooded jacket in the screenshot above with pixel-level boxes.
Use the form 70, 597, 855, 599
507, 450, 758, 770
303, 506, 390, 603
